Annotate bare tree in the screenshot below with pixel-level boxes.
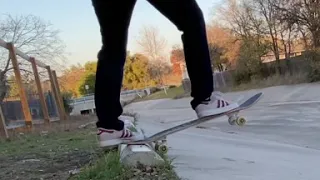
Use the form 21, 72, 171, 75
217, 0, 265, 45
0, 14, 66, 102
254, 0, 281, 62
136, 25, 170, 90
217, 0, 270, 61
273, 0, 320, 48
137, 25, 167, 60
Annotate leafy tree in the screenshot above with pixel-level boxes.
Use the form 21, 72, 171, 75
59, 63, 85, 97
79, 73, 96, 95
83, 61, 97, 73
77, 61, 98, 96
234, 39, 269, 84
77, 52, 167, 95
123, 53, 157, 89
7, 75, 19, 97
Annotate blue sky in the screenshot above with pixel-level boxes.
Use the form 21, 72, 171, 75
0, 0, 221, 66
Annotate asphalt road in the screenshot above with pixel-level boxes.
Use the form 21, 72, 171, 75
125, 83, 320, 180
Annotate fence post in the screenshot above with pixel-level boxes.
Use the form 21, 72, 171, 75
52, 70, 67, 120
7, 42, 33, 128
0, 106, 9, 139
30, 57, 50, 124
46, 66, 64, 121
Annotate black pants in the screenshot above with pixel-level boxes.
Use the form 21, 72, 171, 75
92, 0, 213, 130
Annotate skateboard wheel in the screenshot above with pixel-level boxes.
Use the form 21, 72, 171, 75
236, 117, 246, 126
155, 141, 168, 154
158, 144, 168, 154
228, 114, 237, 125
228, 118, 236, 125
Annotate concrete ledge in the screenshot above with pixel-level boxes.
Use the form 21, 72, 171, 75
118, 115, 165, 167
119, 143, 165, 167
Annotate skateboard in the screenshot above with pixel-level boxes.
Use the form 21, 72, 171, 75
124, 92, 263, 153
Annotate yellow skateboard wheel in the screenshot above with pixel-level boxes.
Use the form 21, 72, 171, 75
158, 144, 168, 154
236, 117, 246, 126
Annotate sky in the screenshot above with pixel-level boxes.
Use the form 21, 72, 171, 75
0, 0, 221, 67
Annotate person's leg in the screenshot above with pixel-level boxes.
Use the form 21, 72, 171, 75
147, 0, 238, 117
147, 0, 212, 107
91, 0, 143, 146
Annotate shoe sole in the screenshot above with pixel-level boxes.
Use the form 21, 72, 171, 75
99, 137, 145, 148
100, 139, 127, 147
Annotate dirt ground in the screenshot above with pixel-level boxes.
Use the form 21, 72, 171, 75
0, 115, 101, 180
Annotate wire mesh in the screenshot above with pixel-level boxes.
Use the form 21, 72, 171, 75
2, 79, 25, 129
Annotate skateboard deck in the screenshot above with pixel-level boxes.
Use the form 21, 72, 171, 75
125, 92, 263, 145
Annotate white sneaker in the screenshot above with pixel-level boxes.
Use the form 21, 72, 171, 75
97, 126, 144, 147
122, 119, 135, 129
97, 119, 143, 147
195, 91, 239, 118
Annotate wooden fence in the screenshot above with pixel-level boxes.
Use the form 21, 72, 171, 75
0, 38, 67, 138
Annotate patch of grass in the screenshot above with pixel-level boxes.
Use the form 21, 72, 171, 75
230, 72, 308, 92
70, 114, 179, 180
0, 129, 96, 157
1, 109, 179, 180
70, 149, 179, 180
0, 119, 99, 180
69, 150, 132, 180
136, 86, 185, 102
155, 151, 180, 180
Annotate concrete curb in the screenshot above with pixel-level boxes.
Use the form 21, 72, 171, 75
118, 115, 165, 167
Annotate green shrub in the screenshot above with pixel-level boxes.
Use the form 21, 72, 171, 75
232, 38, 269, 85
303, 49, 320, 82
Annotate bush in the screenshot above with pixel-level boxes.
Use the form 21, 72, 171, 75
233, 56, 270, 85
308, 60, 320, 82
232, 39, 269, 85
303, 49, 320, 82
